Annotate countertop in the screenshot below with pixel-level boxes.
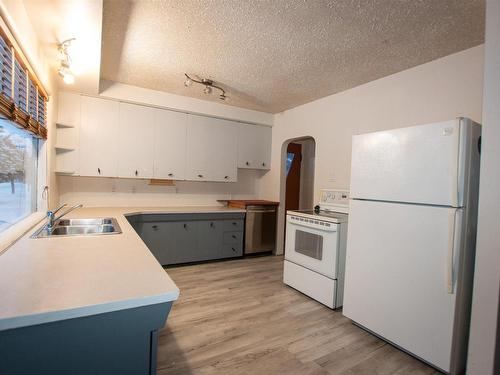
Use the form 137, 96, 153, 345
220, 200, 280, 209
0, 206, 245, 331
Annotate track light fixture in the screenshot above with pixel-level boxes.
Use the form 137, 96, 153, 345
57, 38, 76, 85
184, 73, 227, 101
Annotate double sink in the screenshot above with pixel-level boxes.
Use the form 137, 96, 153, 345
32, 218, 122, 238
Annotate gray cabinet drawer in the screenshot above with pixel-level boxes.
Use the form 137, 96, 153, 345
221, 243, 243, 258
223, 219, 244, 231
223, 231, 243, 244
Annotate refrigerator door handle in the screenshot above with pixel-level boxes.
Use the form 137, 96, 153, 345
447, 208, 463, 294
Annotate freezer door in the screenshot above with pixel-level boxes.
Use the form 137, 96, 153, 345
343, 200, 463, 372
350, 119, 478, 206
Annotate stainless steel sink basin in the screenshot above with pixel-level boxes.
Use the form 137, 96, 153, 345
57, 218, 114, 226
31, 218, 122, 238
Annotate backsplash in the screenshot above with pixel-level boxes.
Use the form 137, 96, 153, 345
57, 169, 265, 207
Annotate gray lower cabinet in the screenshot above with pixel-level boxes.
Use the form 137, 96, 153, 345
0, 302, 172, 375
127, 213, 245, 266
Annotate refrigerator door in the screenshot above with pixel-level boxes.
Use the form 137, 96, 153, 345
343, 200, 463, 372
350, 119, 473, 207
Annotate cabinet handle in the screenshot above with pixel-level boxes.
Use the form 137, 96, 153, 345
98, 168, 101, 175
183, 223, 187, 229
210, 222, 214, 228
152, 225, 158, 230
224, 176, 229, 179
245, 161, 250, 166
198, 174, 203, 178
232, 247, 236, 252
168, 173, 174, 177
232, 222, 237, 226
135, 170, 138, 176
232, 234, 237, 239
262, 162, 266, 167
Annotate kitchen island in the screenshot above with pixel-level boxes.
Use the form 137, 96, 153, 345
0, 206, 244, 375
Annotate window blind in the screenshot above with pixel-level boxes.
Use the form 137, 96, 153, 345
37, 93, 45, 127
0, 33, 12, 99
14, 58, 27, 112
28, 79, 37, 118
0, 17, 48, 139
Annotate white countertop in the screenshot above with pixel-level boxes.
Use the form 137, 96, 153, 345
0, 206, 246, 331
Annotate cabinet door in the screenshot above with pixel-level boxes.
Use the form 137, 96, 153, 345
57, 92, 81, 127
186, 115, 238, 182
237, 124, 271, 170
79, 97, 119, 177
117, 103, 155, 179
167, 221, 199, 264
198, 220, 223, 261
141, 222, 171, 265
153, 109, 187, 180
211, 119, 238, 182
186, 115, 215, 181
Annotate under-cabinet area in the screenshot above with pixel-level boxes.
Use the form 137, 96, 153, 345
127, 212, 245, 265
55, 92, 272, 182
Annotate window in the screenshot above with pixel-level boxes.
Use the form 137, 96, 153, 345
0, 119, 38, 233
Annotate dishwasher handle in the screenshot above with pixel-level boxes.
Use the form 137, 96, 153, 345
246, 206, 277, 213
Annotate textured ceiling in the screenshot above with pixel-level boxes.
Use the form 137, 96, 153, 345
101, 0, 485, 113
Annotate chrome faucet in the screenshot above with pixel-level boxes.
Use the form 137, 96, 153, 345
46, 203, 83, 231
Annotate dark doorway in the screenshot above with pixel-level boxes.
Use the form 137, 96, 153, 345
285, 142, 302, 212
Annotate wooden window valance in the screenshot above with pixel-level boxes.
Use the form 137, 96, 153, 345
0, 16, 48, 139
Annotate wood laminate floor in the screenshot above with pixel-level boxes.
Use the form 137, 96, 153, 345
157, 256, 440, 375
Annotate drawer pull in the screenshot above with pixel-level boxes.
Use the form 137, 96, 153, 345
198, 174, 203, 178
210, 222, 214, 228
232, 247, 236, 252
152, 225, 158, 230
232, 234, 237, 239
232, 222, 237, 226
183, 223, 188, 229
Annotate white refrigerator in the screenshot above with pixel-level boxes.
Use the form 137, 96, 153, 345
343, 118, 481, 374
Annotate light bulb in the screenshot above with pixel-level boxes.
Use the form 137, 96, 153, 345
62, 72, 75, 84
203, 85, 212, 95
184, 78, 193, 87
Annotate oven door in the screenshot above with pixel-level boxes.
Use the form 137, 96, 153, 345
285, 215, 339, 278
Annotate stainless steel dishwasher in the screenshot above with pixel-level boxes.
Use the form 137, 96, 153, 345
245, 205, 277, 254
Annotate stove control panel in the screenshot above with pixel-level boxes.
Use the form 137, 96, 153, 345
319, 189, 349, 213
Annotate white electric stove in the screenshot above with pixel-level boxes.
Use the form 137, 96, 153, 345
283, 189, 349, 308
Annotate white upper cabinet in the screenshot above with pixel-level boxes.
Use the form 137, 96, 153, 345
237, 124, 271, 169
186, 115, 238, 182
117, 103, 155, 179
60, 92, 271, 182
153, 108, 187, 180
57, 92, 81, 127
79, 96, 119, 177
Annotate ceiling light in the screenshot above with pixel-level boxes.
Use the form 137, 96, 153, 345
184, 73, 228, 101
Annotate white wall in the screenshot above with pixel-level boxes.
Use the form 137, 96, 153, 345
259, 45, 484, 254
99, 80, 273, 126
467, 1, 500, 373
